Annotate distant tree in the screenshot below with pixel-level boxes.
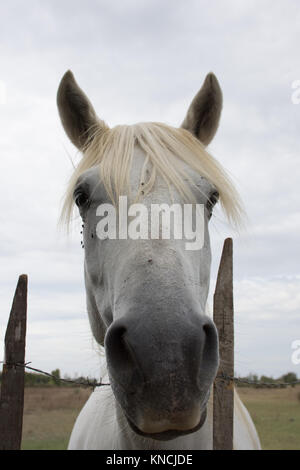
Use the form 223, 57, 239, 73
247, 373, 259, 383
260, 375, 274, 384
281, 372, 297, 387
51, 368, 61, 386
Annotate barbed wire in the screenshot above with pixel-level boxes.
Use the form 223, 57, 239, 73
0, 362, 109, 389
217, 372, 300, 388
1, 361, 300, 389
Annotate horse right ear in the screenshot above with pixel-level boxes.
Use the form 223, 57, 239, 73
181, 73, 223, 146
57, 70, 104, 150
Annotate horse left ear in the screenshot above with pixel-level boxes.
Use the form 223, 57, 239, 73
181, 73, 222, 146
57, 70, 105, 150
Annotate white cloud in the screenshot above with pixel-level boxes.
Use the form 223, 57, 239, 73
208, 276, 300, 377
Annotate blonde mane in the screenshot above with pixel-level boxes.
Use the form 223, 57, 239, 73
60, 121, 243, 227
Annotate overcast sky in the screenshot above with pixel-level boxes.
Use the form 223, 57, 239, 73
0, 0, 299, 380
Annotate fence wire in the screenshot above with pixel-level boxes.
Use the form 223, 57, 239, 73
1, 361, 299, 389
0, 362, 109, 388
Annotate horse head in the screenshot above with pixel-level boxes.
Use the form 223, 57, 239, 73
57, 71, 241, 440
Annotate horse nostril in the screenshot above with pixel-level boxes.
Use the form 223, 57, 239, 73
105, 322, 140, 384
202, 319, 219, 370
106, 324, 127, 364
203, 322, 215, 337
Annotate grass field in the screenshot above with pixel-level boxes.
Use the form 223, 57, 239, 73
21, 385, 300, 450
21, 387, 91, 450
238, 386, 300, 450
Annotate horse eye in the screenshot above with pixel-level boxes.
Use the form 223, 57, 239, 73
206, 191, 219, 214
209, 191, 219, 205
75, 192, 89, 207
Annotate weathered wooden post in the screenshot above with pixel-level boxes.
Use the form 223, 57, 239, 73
213, 238, 234, 450
0, 274, 28, 450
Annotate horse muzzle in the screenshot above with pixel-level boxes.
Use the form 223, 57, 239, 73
126, 406, 208, 441
104, 309, 219, 440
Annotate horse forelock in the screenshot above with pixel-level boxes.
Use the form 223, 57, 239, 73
60, 121, 244, 229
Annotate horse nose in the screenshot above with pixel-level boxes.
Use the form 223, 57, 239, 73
104, 320, 144, 385
104, 314, 219, 389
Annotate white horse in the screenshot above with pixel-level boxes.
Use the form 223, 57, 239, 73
57, 71, 261, 450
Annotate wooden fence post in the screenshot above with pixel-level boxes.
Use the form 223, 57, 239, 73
0, 274, 28, 450
213, 239, 234, 450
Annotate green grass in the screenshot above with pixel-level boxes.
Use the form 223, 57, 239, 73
240, 387, 300, 450
21, 408, 81, 450
20, 386, 300, 450
21, 387, 91, 451
22, 437, 69, 450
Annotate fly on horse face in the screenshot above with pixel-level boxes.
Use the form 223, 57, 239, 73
57, 71, 261, 450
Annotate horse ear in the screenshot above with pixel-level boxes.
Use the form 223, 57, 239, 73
57, 70, 102, 150
181, 73, 222, 146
